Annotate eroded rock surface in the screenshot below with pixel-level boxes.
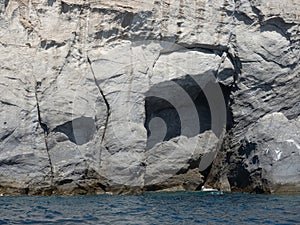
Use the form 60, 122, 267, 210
221, 113, 300, 194
0, 0, 299, 195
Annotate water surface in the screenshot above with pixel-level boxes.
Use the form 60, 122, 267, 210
0, 192, 299, 224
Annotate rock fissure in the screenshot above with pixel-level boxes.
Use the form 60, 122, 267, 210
254, 50, 286, 69
227, 49, 241, 84
182, 43, 229, 53
34, 82, 54, 185
87, 56, 111, 145
0, 128, 15, 142
0, 100, 18, 107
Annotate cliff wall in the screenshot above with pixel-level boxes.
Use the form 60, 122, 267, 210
0, 0, 299, 195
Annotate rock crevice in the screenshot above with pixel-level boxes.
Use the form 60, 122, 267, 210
34, 82, 54, 185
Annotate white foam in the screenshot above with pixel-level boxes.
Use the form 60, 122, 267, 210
201, 186, 218, 192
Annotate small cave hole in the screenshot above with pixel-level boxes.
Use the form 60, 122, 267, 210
53, 116, 96, 145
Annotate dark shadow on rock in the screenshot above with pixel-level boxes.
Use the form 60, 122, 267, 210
53, 116, 96, 145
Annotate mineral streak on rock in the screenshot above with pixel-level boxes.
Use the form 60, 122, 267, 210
0, 0, 299, 195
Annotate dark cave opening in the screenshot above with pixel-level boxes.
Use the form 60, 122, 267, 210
144, 75, 232, 149
53, 116, 96, 145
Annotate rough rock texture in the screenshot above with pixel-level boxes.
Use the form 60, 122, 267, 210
0, 0, 299, 195
241, 113, 300, 193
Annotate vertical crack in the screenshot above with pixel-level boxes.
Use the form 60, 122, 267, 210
4, 0, 9, 9
87, 56, 110, 143
152, 51, 161, 73
87, 56, 111, 168
226, 0, 241, 85
226, 48, 242, 84
34, 82, 54, 185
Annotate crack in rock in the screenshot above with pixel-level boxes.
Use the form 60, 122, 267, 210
87, 56, 111, 144
34, 82, 54, 185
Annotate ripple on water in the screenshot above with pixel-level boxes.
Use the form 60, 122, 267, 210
0, 192, 299, 224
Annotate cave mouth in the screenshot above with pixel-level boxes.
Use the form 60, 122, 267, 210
144, 75, 231, 149
53, 116, 96, 145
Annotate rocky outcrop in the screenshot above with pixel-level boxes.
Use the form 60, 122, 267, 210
204, 1, 300, 194
0, 0, 299, 195
206, 112, 300, 194
240, 113, 300, 193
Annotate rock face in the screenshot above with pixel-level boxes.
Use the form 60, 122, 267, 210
240, 113, 300, 193
0, 0, 299, 195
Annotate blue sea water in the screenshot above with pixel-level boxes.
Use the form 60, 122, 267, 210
0, 191, 299, 224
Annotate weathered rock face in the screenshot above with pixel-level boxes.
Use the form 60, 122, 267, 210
0, 0, 299, 195
204, 1, 300, 194
239, 113, 300, 193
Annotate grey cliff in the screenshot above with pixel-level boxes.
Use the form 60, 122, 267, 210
0, 0, 299, 195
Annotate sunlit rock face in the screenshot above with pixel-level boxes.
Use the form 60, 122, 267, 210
0, 0, 299, 195
235, 113, 300, 193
